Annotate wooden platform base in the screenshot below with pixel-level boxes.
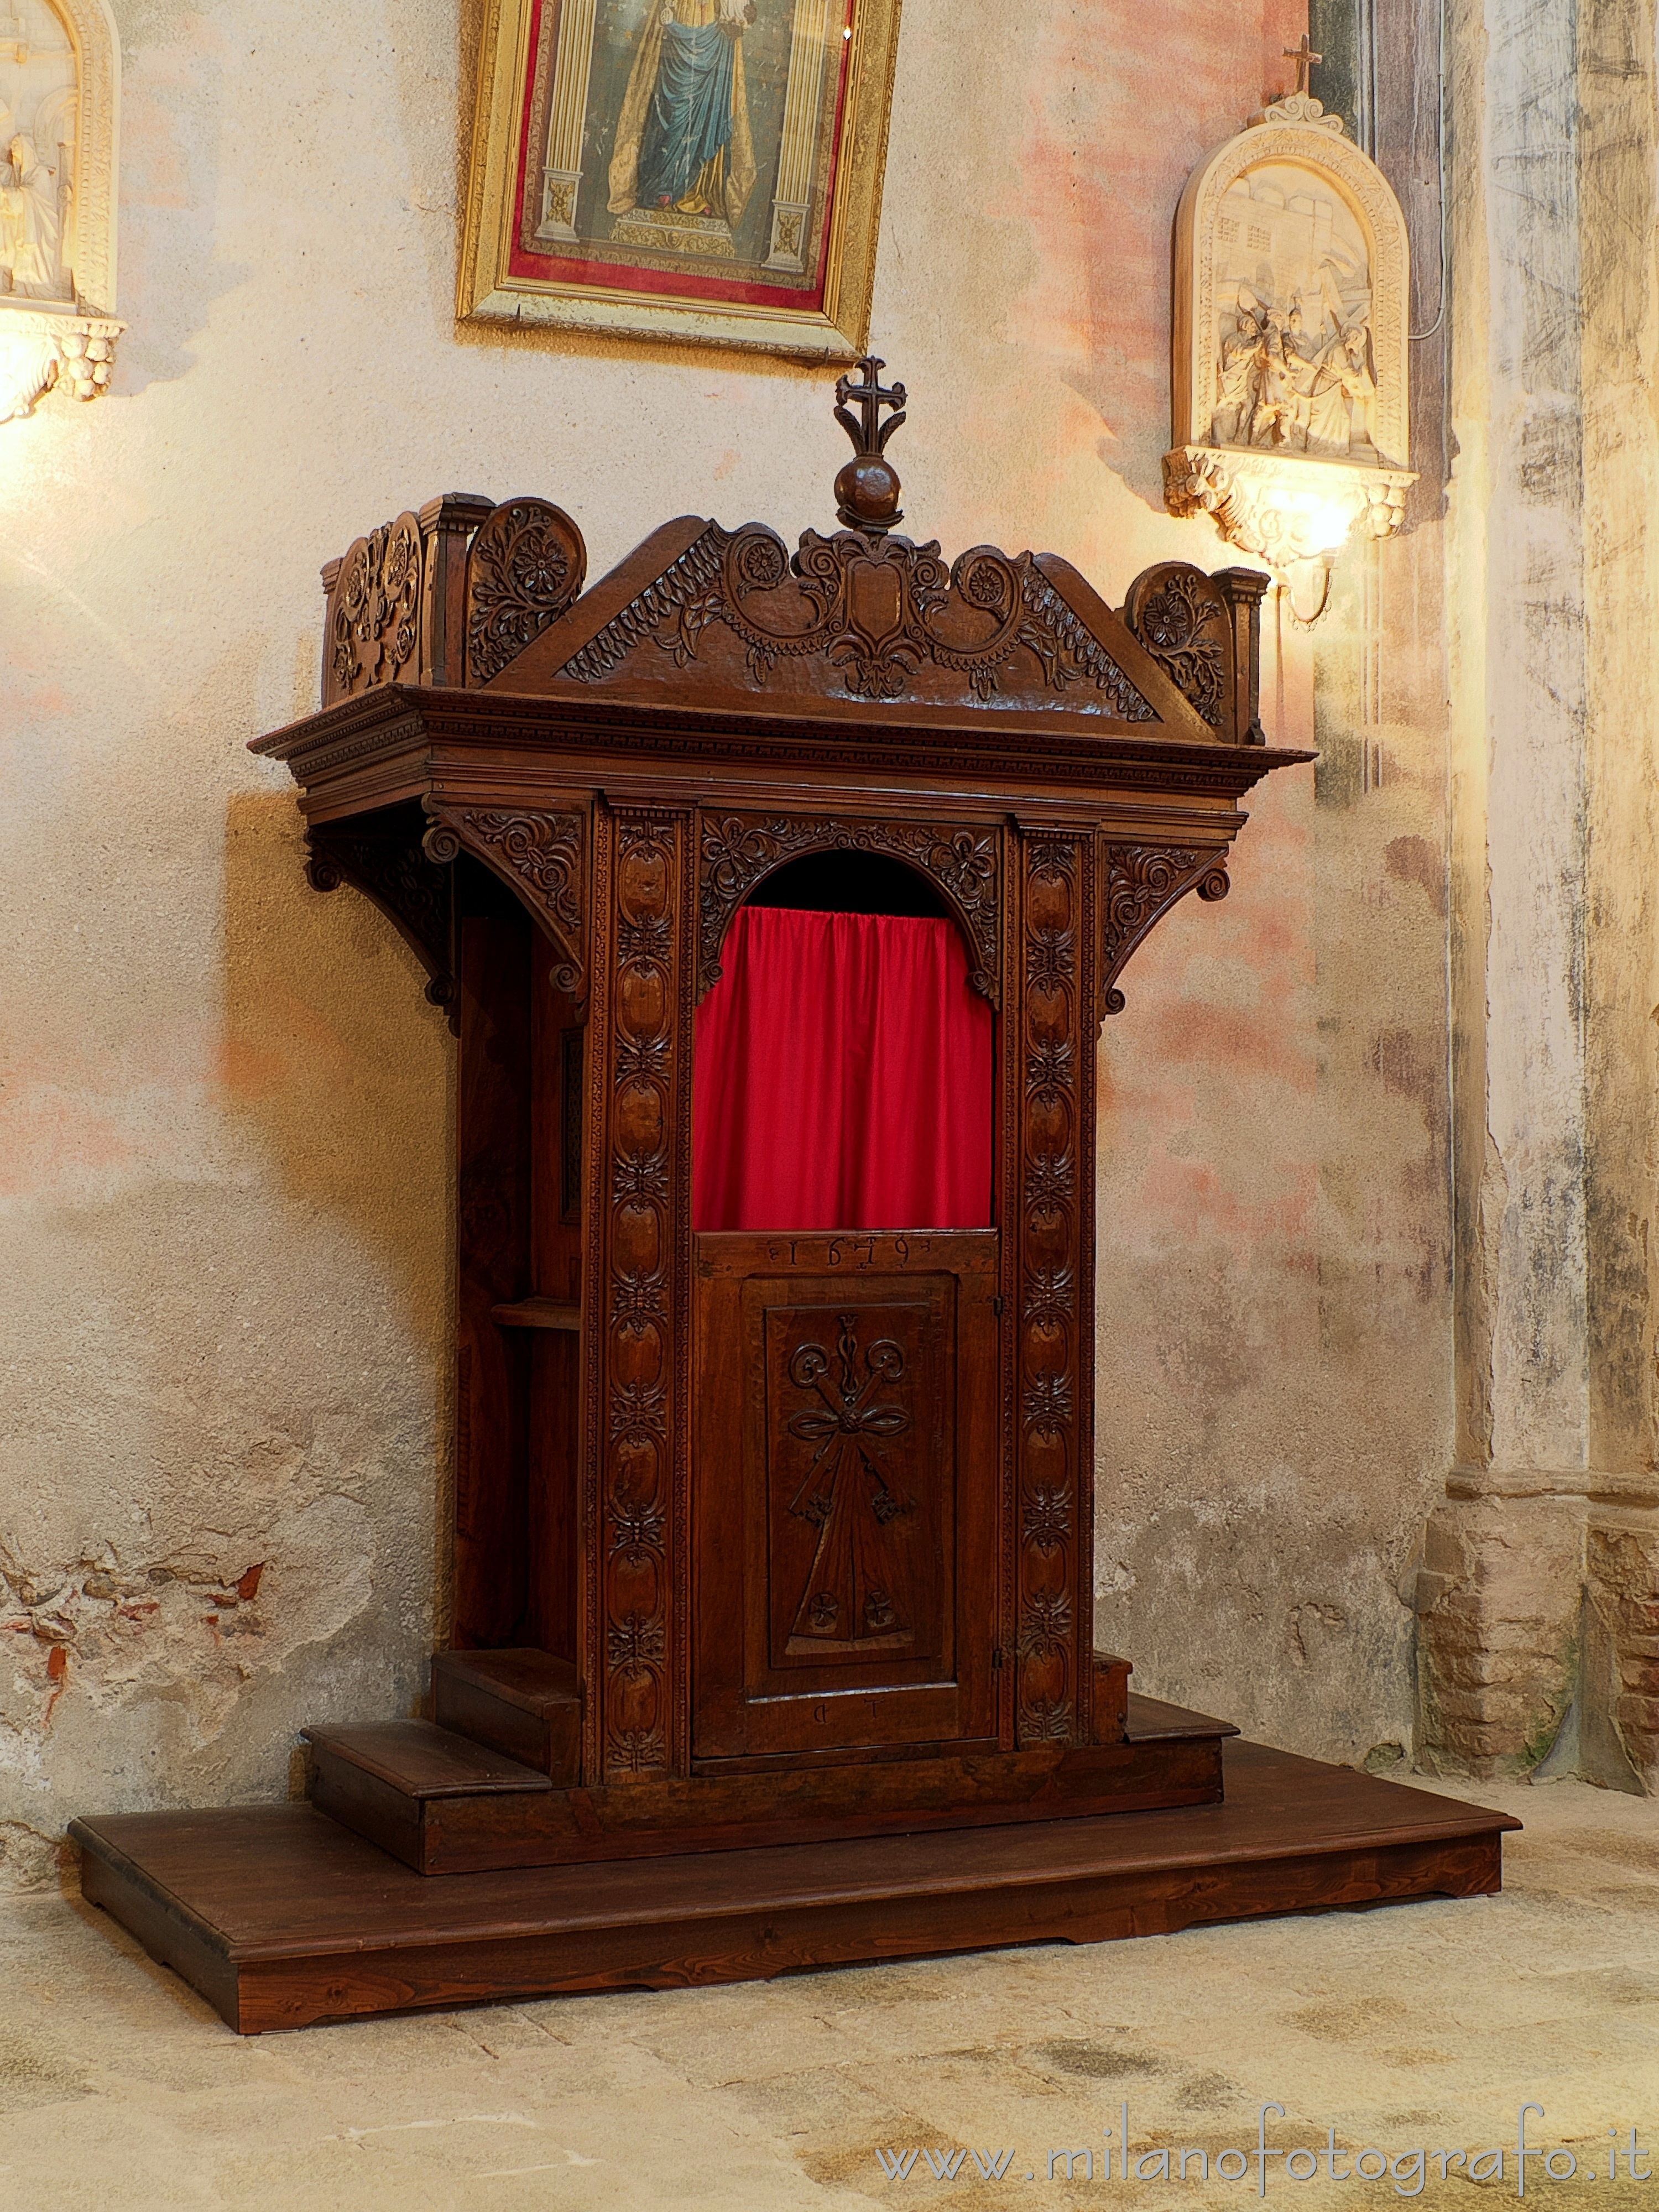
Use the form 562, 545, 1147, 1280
71, 1742, 1519, 2035
301, 1691, 1230, 1876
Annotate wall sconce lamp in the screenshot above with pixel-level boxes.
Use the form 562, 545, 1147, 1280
1164, 90, 1415, 623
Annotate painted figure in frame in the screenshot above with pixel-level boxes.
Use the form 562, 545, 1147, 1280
609, 0, 760, 229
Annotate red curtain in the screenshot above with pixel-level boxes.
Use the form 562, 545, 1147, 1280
693, 905, 993, 1232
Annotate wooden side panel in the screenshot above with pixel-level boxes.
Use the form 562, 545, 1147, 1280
454, 916, 533, 1648
583, 807, 694, 1782
1014, 831, 1097, 1746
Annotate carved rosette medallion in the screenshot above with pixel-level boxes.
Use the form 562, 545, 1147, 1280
587, 809, 692, 1781
423, 806, 588, 1005
561, 522, 1157, 719
1015, 832, 1095, 1747
465, 498, 587, 684
697, 811, 1001, 1005
1121, 563, 1230, 728
1100, 845, 1231, 1019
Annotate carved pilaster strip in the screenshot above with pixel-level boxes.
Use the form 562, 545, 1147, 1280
1099, 844, 1231, 1021
418, 493, 495, 686
697, 811, 1001, 1008
423, 805, 588, 1008
305, 826, 457, 1029
1015, 831, 1094, 1748
1214, 567, 1270, 744
592, 807, 692, 1781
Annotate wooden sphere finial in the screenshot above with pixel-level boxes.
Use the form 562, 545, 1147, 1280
832, 354, 907, 536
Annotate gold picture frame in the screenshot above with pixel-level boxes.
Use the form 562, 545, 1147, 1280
460, 0, 902, 359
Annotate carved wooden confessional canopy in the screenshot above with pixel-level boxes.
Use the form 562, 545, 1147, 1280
252, 363, 1311, 1791
256, 358, 1304, 1038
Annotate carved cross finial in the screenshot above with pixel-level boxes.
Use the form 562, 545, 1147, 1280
834, 356, 907, 458
1282, 33, 1322, 95
831, 354, 908, 538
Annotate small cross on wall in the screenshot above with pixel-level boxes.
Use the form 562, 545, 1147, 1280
1283, 33, 1323, 96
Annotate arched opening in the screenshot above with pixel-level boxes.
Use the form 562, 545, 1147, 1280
692, 847, 994, 1232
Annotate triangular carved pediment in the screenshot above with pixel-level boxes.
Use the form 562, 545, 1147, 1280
487, 517, 1238, 740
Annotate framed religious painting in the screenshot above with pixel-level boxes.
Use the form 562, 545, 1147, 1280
460, 0, 902, 358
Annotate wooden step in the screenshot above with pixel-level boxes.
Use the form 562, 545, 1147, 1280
303, 1695, 1234, 1877
1125, 1691, 1244, 1743
431, 1648, 581, 1781
304, 1720, 552, 1872
1092, 1651, 1132, 1741
72, 1740, 1522, 2035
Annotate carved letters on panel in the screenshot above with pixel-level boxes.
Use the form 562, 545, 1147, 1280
561, 523, 1157, 719
593, 811, 690, 1780
424, 805, 588, 1006
698, 811, 1001, 1006
1015, 834, 1091, 1747
1100, 844, 1231, 1020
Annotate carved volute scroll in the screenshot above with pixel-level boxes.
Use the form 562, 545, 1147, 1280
423, 805, 588, 1009
585, 808, 693, 1782
1015, 831, 1096, 1748
1099, 844, 1232, 1020
465, 497, 587, 684
697, 811, 1001, 1006
555, 520, 1162, 722
305, 820, 458, 1027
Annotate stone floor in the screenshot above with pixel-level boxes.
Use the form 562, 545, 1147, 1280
1, 1771, 1655, 2211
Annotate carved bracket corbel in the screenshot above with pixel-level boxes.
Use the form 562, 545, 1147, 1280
697, 810, 1001, 1007
1099, 844, 1231, 1021
304, 825, 458, 1031
422, 804, 589, 1009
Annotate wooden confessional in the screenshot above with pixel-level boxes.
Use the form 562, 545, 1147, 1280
73, 366, 1515, 2032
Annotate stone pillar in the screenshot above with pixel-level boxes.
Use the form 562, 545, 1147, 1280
1419, 0, 1659, 1792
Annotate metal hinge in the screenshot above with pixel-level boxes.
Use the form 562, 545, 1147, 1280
993, 1295, 1004, 1317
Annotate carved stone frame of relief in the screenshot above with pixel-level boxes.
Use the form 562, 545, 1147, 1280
459, 0, 902, 359
0, 0, 125, 423
1164, 95, 1415, 567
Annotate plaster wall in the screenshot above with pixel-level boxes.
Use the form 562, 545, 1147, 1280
0, 0, 1455, 1882
1421, 0, 1659, 1789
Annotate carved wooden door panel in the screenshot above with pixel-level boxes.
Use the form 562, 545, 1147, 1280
692, 1232, 1000, 1763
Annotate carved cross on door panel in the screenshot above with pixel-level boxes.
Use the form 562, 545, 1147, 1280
763, 1288, 950, 1672
785, 1315, 916, 1645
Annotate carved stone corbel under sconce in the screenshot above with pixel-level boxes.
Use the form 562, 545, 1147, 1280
0, 0, 125, 423
1164, 90, 1416, 619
